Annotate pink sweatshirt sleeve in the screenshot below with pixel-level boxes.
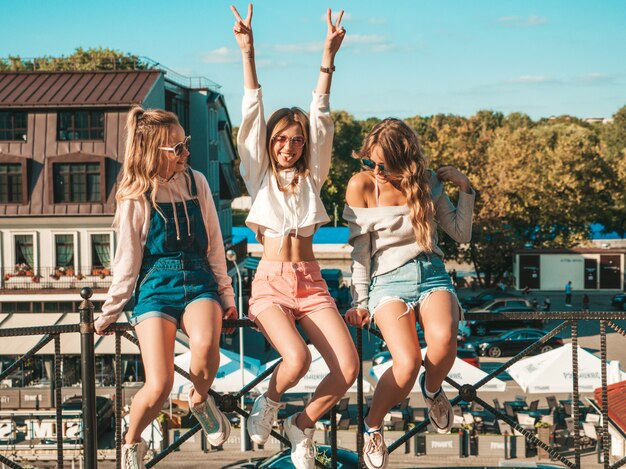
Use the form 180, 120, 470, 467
194, 171, 236, 310
94, 198, 150, 332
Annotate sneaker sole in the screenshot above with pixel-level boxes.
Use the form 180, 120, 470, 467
206, 409, 231, 447
364, 453, 389, 469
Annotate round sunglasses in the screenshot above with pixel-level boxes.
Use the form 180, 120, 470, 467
160, 135, 191, 157
273, 135, 306, 148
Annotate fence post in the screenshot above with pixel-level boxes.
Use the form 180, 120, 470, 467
79, 287, 97, 469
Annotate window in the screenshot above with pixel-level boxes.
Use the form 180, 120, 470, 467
0, 111, 27, 141
14, 234, 34, 274
53, 162, 101, 203
0, 163, 23, 203
57, 110, 104, 140
91, 234, 111, 274
54, 234, 75, 271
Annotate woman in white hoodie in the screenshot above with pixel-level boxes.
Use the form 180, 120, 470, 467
231, 4, 358, 468
94, 108, 237, 469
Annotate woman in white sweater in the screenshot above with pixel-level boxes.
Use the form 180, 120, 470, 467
231, 4, 358, 469
344, 118, 474, 469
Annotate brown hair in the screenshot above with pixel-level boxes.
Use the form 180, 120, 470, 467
266, 107, 310, 192
356, 118, 435, 251
115, 106, 188, 225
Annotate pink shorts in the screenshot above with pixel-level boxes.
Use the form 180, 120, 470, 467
248, 260, 338, 322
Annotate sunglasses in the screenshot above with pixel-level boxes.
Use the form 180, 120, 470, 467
160, 136, 191, 157
361, 158, 388, 174
273, 135, 306, 148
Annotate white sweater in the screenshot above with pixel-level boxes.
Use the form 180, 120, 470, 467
94, 170, 235, 331
343, 173, 475, 309
237, 87, 332, 241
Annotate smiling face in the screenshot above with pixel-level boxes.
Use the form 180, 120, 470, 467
368, 145, 392, 183
271, 123, 306, 169
159, 124, 189, 178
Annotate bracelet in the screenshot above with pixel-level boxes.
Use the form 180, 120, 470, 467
320, 65, 335, 74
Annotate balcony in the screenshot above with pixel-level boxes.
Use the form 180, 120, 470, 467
1, 266, 112, 291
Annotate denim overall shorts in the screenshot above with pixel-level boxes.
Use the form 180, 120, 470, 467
130, 169, 221, 327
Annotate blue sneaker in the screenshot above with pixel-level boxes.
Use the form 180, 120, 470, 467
419, 372, 453, 434
188, 387, 231, 446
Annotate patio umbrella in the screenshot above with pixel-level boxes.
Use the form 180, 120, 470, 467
258, 344, 373, 394
508, 343, 626, 393
171, 348, 263, 395
370, 347, 507, 393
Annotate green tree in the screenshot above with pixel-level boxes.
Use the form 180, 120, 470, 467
0, 48, 148, 71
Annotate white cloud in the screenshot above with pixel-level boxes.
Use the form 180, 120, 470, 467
344, 34, 394, 52
577, 73, 615, 84
508, 75, 550, 84
498, 15, 547, 27
369, 17, 388, 25
200, 47, 240, 64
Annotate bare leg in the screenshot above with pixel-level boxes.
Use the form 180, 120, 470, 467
125, 317, 177, 444
255, 307, 312, 402
366, 301, 421, 428
418, 291, 459, 393
297, 308, 359, 429
180, 299, 222, 404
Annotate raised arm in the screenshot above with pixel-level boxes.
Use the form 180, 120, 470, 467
231, 4, 259, 89
315, 9, 346, 95
231, 3, 267, 197
309, 9, 346, 188
432, 167, 475, 243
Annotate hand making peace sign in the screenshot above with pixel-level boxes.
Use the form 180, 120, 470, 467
231, 3, 253, 53
324, 8, 346, 57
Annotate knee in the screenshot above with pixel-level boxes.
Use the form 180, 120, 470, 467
392, 354, 421, 387
329, 352, 360, 389
189, 336, 220, 359
143, 376, 174, 405
425, 326, 457, 350
280, 348, 312, 384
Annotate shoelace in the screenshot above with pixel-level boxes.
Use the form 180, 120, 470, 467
299, 436, 316, 459
125, 446, 139, 469
430, 394, 450, 422
364, 431, 384, 454
260, 403, 279, 429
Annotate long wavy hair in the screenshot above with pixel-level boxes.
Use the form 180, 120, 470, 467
114, 106, 187, 225
356, 118, 435, 251
266, 107, 310, 192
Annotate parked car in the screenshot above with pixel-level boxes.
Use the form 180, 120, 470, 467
61, 395, 114, 438
223, 445, 359, 468
611, 293, 626, 310
372, 348, 480, 368
465, 298, 543, 336
465, 328, 564, 358
459, 290, 522, 310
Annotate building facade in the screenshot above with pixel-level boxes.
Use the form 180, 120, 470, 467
514, 248, 625, 291
0, 68, 244, 313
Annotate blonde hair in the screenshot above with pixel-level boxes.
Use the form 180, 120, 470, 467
356, 118, 435, 251
266, 107, 310, 192
114, 106, 187, 225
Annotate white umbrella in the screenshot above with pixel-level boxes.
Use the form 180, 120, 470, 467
258, 344, 372, 394
508, 343, 626, 393
370, 347, 507, 393
171, 348, 263, 395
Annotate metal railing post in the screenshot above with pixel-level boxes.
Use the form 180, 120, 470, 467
79, 287, 97, 469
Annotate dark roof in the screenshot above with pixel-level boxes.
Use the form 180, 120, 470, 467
0, 70, 162, 108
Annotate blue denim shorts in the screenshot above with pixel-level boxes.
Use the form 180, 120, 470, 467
368, 253, 457, 318
130, 257, 221, 328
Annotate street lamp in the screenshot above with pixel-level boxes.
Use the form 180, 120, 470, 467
226, 249, 247, 452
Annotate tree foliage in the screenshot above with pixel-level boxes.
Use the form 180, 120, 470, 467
0, 48, 148, 71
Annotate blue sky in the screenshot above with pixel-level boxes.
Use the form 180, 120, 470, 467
2, 0, 625, 124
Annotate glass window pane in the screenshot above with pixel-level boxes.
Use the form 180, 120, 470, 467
55, 234, 74, 268
14, 235, 34, 271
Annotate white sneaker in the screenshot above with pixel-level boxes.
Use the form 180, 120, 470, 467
188, 387, 231, 446
363, 427, 388, 469
247, 393, 282, 445
284, 414, 316, 469
122, 439, 148, 469
419, 372, 453, 434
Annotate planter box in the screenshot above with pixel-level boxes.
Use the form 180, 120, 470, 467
476, 434, 530, 458
424, 433, 461, 455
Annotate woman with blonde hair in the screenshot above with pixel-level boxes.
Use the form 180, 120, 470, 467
344, 118, 474, 469
94, 107, 237, 469
231, 4, 358, 468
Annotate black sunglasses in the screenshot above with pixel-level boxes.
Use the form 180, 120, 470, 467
160, 136, 191, 157
361, 158, 387, 174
